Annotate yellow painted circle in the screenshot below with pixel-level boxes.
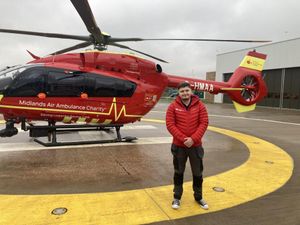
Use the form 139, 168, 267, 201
0, 119, 293, 224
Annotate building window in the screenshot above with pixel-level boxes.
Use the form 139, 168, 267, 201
283, 68, 300, 109
257, 69, 281, 108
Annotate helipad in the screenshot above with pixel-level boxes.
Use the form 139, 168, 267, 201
0, 103, 299, 225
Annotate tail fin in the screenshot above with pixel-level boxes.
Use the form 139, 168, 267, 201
239, 51, 267, 71
224, 51, 268, 112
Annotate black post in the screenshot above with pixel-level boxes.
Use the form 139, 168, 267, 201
116, 126, 122, 141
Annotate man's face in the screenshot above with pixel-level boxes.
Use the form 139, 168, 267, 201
178, 86, 192, 100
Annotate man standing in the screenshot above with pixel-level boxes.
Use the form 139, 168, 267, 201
166, 82, 209, 210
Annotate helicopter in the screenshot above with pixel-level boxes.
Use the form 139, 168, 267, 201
0, 0, 268, 146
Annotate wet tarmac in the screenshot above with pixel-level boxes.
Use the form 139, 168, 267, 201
0, 101, 299, 225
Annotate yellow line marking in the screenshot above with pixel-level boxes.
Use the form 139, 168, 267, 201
220, 88, 244, 91
142, 118, 166, 124
0, 119, 293, 224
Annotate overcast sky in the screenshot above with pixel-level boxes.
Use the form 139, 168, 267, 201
0, 0, 299, 79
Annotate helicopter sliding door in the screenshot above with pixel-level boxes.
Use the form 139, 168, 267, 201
43, 67, 137, 124
85, 73, 136, 98
46, 69, 85, 97
44, 68, 136, 98
43, 68, 91, 123
82, 72, 137, 124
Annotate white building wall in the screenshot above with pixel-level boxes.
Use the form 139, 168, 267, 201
215, 38, 300, 103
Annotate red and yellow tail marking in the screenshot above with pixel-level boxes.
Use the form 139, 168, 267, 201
240, 52, 266, 71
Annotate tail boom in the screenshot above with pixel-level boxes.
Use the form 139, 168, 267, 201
167, 74, 230, 94
166, 50, 268, 107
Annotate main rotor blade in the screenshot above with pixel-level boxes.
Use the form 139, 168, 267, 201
0, 28, 90, 41
109, 43, 168, 63
70, 0, 103, 45
50, 41, 92, 55
110, 37, 271, 43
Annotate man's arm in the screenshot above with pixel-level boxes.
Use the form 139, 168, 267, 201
191, 102, 209, 143
166, 104, 187, 142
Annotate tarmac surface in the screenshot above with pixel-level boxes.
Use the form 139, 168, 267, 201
0, 101, 299, 225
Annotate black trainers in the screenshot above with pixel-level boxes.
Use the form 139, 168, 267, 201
196, 199, 209, 210
172, 199, 180, 209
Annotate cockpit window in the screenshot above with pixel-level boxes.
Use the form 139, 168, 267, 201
0, 65, 27, 93
4, 66, 46, 97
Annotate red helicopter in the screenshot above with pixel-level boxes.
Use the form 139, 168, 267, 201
0, 0, 268, 146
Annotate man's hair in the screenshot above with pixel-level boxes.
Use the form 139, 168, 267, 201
178, 81, 191, 90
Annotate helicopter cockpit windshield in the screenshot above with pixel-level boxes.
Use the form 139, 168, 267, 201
0, 64, 36, 93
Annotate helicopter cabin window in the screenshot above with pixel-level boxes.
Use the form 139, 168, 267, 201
47, 69, 85, 97
5, 67, 46, 97
85, 74, 136, 97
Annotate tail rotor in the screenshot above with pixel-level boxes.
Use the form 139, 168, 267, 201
224, 51, 268, 112
240, 75, 259, 102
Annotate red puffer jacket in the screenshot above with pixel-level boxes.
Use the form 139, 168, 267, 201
166, 95, 208, 147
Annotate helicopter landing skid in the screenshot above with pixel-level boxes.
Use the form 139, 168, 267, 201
22, 122, 137, 147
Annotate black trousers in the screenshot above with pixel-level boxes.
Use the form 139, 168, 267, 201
171, 144, 204, 201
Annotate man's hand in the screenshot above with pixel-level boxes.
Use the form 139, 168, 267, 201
184, 137, 194, 148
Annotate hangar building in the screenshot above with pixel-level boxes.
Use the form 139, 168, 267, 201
213, 37, 300, 110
